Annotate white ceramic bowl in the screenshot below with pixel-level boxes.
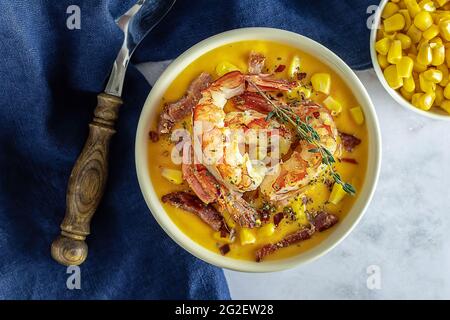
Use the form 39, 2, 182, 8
136, 27, 382, 272
370, 0, 450, 121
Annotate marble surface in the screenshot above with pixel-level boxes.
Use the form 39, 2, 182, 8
137, 63, 450, 300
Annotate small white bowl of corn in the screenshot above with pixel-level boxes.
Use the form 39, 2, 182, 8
371, 0, 450, 120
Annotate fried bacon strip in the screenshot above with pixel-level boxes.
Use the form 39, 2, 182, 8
161, 192, 224, 231
157, 72, 212, 135
248, 51, 266, 74
310, 211, 338, 232
256, 227, 315, 262
339, 131, 361, 152
255, 211, 339, 261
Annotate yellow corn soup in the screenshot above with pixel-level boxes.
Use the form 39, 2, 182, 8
148, 40, 368, 261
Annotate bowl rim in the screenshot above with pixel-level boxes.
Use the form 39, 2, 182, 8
370, 0, 450, 121
135, 27, 382, 272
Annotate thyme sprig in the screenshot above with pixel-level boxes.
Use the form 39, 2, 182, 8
248, 82, 355, 195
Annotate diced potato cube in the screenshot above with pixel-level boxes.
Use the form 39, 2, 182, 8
240, 228, 256, 245
288, 55, 301, 78
215, 61, 239, 77
287, 86, 312, 100
258, 223, 275, 237
311, 73, 331, 94
161, 168, 183, 185
329, 183, 347, 205
323, 96, 342, 115
350, 106, 365, 125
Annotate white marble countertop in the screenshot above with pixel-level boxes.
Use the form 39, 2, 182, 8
138, 63, 450, 299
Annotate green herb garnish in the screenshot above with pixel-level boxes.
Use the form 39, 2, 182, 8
249, 81, 355, 195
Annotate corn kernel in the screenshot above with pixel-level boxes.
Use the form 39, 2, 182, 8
378, 53, 390, 69
377, 25, 385, 40
418, 0, 436, 11
411, 92, 422, 105
401, 87, 415, 99
440, 99, 450, 113
412, 92, 435, 109
437, 64, 449, 85
414, 76, 421, 89
419, 72, 436, 92
375, 37, 392, 55
414, 11, 434, 31
258, 223, 275, 238
403, 75, 416, 92
410, 43, 419, 54
216, 61, 240, 76
388, 40, 403, 64
445, 44, 450, 67
161, 168, 183, 185
399, 9, 412, 31
439, 19, 450, 40
382, 2, 400, 19
384, 13, 406, 32
323, 96, 342, 115
350, 106, 365, 125
413, 57, 428, 72
384, 64, 404, 89
396, 33, 412, 49
444, 82, 450, 98
423, 68, 443, 82
311, 73, 331, 94
288, 55, 301, 79
383, 31, 398, 40
431, 42, 446, 65
405, 0, 422, 17
417, 42, 433, 64
407, 24, 423, 43
430, 36, 443, 45
423, 24, 440, 39
240, 228, 256, 245
436, 0, 450, 7
329, 183, 347, 205
434, 85, 444, 106
397, 56, 414, 77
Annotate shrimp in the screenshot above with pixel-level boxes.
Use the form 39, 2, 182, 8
192, 71, 294, 194
260, 103, 339, 202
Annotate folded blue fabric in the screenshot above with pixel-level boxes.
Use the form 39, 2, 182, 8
0, 0, 375, 299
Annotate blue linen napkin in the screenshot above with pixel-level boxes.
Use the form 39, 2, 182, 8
0, 0, 375, 299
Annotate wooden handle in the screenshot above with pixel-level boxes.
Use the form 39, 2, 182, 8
51, 93, 123, 266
